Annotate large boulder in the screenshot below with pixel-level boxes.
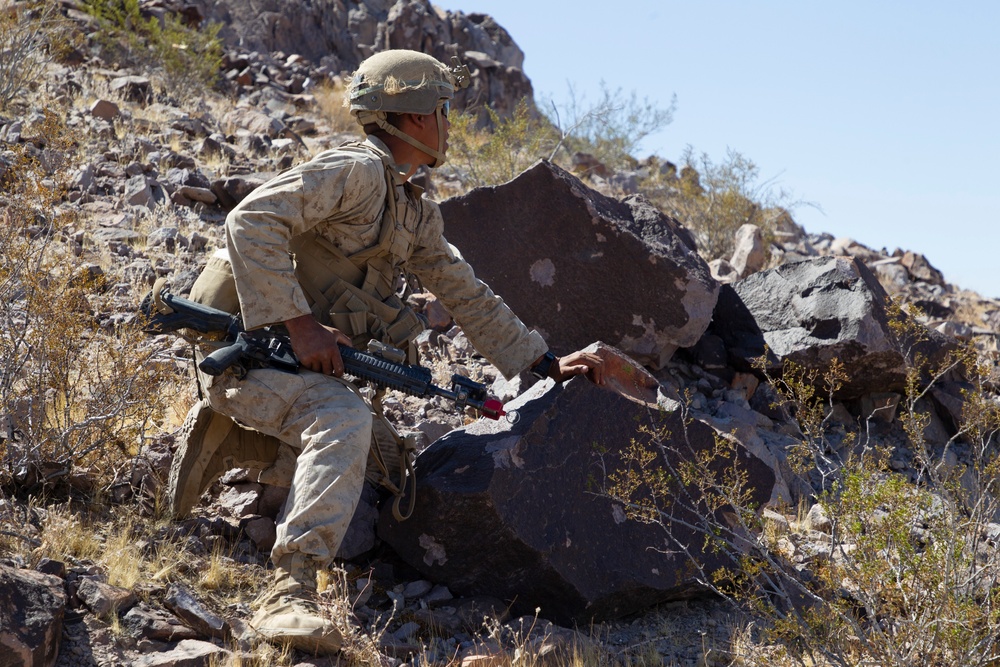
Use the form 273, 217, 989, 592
440, 160, 719, 369
0, 565, 67, 667
379, 344, 774, 624
710, 256, 955, 398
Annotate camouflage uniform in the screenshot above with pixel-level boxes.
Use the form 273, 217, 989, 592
207, 135, 547, 565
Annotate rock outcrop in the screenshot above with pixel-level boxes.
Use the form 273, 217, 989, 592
193, 0, 533, 124
710, 256, 955, 398
440, 160, 719, 369
379, 344, 775, 624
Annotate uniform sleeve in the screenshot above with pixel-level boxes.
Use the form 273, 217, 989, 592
407, 201, 548, 379
226, 155, 385, 329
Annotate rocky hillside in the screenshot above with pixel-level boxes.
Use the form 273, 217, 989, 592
3, 2, 1000, 667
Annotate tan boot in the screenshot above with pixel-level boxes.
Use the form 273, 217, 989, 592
167, 399, 281, 518
250, 552, 343, 654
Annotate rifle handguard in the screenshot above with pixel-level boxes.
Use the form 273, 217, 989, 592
142, 286, 513, 421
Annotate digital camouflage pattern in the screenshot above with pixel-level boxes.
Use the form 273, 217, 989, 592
204, 136, 547, 563
226, 136, 546, 378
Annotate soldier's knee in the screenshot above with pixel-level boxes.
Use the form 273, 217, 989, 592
314, 397, 372, 446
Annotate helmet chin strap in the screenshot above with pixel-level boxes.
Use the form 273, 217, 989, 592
360, 109, 448, 168
433, 105, 447, 167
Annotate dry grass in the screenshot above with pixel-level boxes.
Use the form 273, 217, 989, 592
1, 490, 754, 666
150, 531, 187, 583
32, 503, 103, 564
317, 566, 389, 665
0, 2, 55, 110
313, 78, 359, 135
198, 540, 243, 593
102, 517, 144, 589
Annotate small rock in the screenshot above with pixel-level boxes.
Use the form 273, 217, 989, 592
77, 578, 138, 617
133, 639, 230, 667
89, 99, 119, 122
124, 174, 155, 209
35, 559, 66, 578
729, 223, 766, 277
217, 482, 262, 518
241, 516, 276, 553
122, 603, 200, 642
392, 621, 420, 641
402, 579, 434, 599
425, 584, 453, 604
806, 503, 832, 534
177, 185, 217, 205
110, 75, 152, 104
462, 652, 511, 667
164, 584, 228, 640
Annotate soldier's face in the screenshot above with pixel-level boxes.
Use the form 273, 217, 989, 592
403, 105, 451, 167
433, 102, 450, 156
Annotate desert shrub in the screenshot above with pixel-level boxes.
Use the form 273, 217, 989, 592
641, 146, 798, 262
446, 84, 795, 269
0, 111, 170, 494
446, 97, 559, 189
444, 84, 673, 194
604, 304, 1000, 667
315, 78, 362, 137
83, 0, 223, 100
0, 2, 56, 110
545, 82, 676, 172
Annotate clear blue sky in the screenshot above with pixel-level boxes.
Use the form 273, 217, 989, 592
447, 1, 1000, 301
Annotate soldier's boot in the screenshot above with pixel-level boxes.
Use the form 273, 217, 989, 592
167, 399, 281, 518
250, 552, 343, 654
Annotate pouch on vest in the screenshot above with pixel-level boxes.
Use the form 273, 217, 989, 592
289, 163, 425, 363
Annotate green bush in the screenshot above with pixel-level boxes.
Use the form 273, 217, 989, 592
604, 304, 1000, 667
447, 84, 798, 270
447, 97, 558, 188
446, 86, 676, 193
641, 147, 797, 262
83, 0, 223, 100
545, 82, 675, 172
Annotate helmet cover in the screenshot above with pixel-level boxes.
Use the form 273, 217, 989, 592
349, 50, 456, 116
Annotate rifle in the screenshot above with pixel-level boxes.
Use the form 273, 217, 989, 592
140, 281, 511, 421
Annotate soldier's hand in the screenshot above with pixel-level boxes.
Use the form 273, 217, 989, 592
553, 350, 605, 385
284, 314, 353, 376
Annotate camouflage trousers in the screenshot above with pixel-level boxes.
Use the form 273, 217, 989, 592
204, 366, 371, 566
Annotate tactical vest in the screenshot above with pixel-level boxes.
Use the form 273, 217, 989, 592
189, 141, 424, 361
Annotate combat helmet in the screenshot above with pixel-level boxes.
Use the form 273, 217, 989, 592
348, 49, 470, 167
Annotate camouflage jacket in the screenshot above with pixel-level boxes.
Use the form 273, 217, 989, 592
225, 136, 547, 379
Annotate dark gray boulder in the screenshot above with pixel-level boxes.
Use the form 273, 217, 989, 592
440, 160, 718, 369
710, 256, 955, 398
379, 344, 774, 624
0, 565, 67, 667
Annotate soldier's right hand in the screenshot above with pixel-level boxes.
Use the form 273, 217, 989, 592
283, 314, 353, 376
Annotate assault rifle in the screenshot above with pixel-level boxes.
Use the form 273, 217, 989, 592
140, 282, 510, 421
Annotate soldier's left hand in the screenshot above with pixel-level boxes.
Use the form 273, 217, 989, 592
553, 351, 605, 385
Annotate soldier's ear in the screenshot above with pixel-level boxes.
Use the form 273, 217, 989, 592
407, 112, 433, 129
